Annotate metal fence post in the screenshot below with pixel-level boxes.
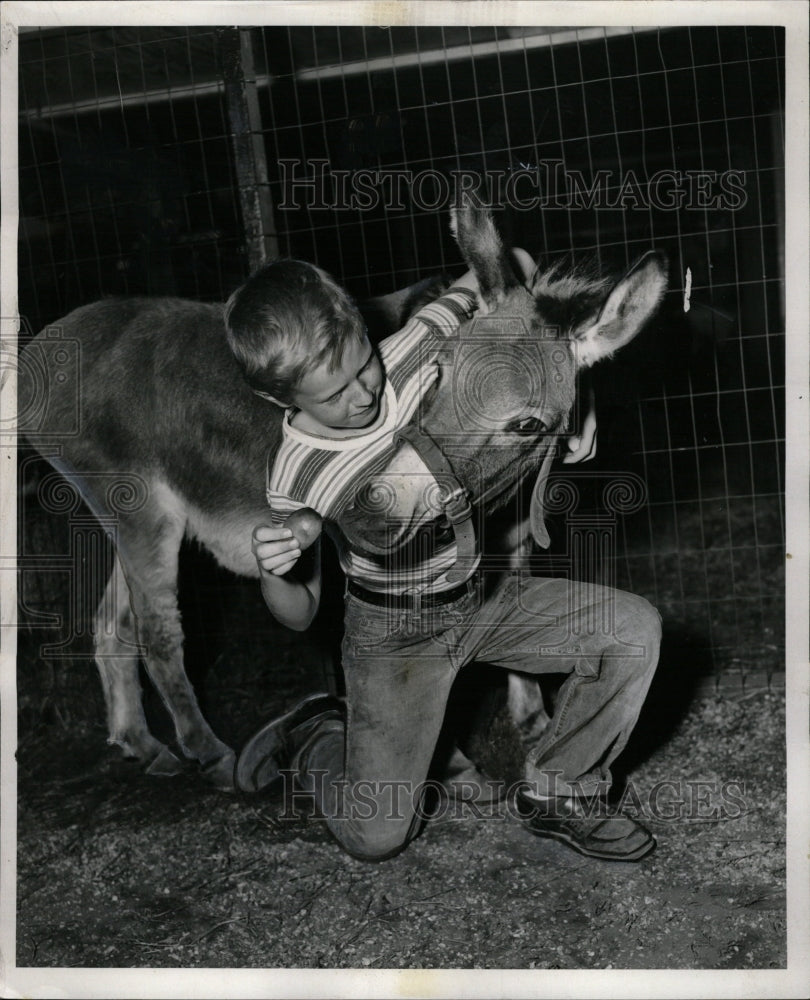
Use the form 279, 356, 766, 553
218, 27, 278, 271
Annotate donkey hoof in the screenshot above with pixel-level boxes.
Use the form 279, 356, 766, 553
145, 745, 186, 777
200, 749, 238, 792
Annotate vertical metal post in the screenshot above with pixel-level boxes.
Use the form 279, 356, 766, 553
219, 27, 278, 271
771, 110, 785, 328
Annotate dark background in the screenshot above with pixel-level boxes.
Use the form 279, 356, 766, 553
16, 25, 785, 727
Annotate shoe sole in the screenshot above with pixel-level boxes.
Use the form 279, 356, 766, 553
235, 693, 340, 793
526, 822, 656, 862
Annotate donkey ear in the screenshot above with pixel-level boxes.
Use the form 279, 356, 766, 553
574, 251, 668, 368
450, 202, 520, 307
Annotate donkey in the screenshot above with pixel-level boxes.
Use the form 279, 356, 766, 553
337, 207, 667, 574
20, 205, 667, 790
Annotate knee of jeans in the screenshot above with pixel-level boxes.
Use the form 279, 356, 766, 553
338, 820, 414, 863
344, 837, 410, 864
616, 592, 662, 645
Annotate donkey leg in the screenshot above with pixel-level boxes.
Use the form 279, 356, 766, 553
501, 520, 552, 740
506, 673, 551, 743
118, 496, 237, 790
94, 555, 184, 775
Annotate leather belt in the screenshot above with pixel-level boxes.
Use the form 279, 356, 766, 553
347, 576, 477, 610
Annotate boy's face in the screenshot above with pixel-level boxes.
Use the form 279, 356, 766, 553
290, 334, 385, 431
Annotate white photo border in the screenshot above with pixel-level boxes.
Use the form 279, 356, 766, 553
1, 2, 807, 997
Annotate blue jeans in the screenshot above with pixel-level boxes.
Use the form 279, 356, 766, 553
300, 573, 661, 861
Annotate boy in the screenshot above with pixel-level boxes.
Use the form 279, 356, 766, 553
227, 255, 660, 863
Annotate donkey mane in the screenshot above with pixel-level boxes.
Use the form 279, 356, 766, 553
530, 258, 613, 332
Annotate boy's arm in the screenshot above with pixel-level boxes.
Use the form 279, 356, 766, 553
253, 498, 323, 631
405, 246, 537, 331
252, 524, 322, 631
378, 275, 479, 354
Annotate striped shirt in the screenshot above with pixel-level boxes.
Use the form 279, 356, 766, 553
266, 286, 479, 594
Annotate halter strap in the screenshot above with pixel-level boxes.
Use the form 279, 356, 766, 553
394, 421, 559, 582
393, 424, 477, 584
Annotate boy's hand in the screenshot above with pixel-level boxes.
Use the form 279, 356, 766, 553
252, 525, 302, 577
510, 247, 537, 285
454, 247, 536, 316
562, 388, 598, 464
252, 509, 322, 577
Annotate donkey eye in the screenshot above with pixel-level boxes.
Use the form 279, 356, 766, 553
506, 416, 549, 435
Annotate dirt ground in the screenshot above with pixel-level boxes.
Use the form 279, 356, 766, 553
13, 487, 788, 973
15, 683, 786, 971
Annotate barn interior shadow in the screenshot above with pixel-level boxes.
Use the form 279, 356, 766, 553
430, 620, 714, 794
612, 620, 714, 776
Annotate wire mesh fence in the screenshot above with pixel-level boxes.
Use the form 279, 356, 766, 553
18, 26, 246, 331
16, 23, 785, 713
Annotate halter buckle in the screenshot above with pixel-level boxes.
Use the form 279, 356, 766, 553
440, 483, 473, 525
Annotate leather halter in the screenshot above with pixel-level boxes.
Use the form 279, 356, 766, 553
393, 422, 556, 584
393, 424, 476, 584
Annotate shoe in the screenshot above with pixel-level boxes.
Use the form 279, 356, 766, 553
515, 790, 656, 862
235, 693, 344, 793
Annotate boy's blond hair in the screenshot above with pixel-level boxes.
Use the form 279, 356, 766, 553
225, 259, 366, 403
